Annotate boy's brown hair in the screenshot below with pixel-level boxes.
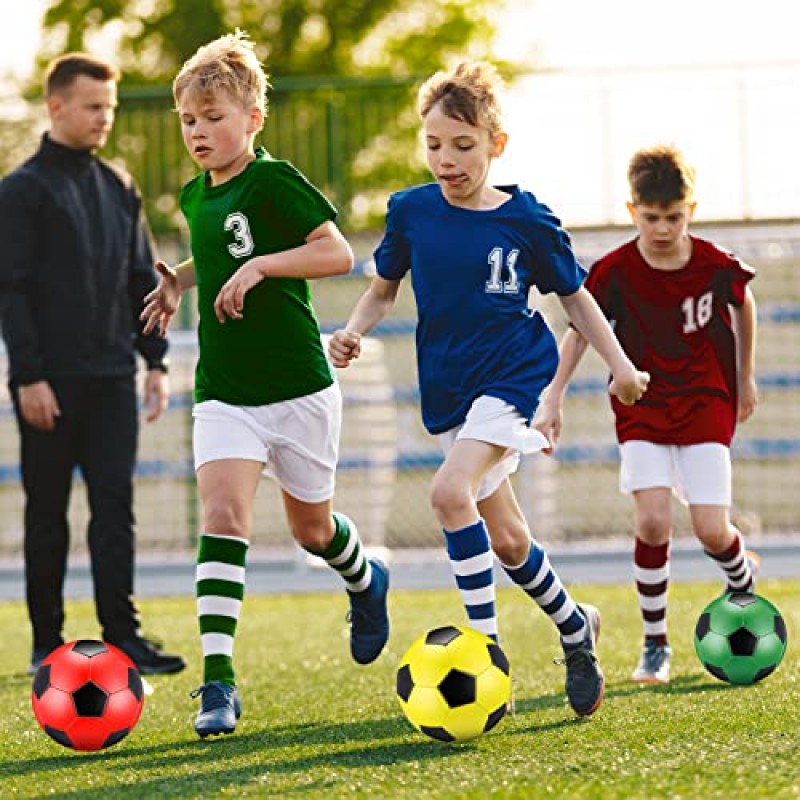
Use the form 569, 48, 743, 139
45, 53, 119, 97
173, 30, 268, 115
628, 145, 696, 206
417, 61, 505, 136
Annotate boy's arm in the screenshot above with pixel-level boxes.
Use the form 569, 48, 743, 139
140, 257, 196, 337
328, 276, 402, 368
173, 258, 197, 291
214, 220, 353, 322
732, 285, 758, 422
559, 287, 649, 405
533, 326, 589, 451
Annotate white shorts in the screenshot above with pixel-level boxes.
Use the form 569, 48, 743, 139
437, 395, 549, 502
192, 383, 342, 503
619, 440, 732, 506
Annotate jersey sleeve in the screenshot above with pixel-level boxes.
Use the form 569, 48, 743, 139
374, 192, 411, 280
583, 258, 616, 318
527, 206, 587, 295
724, 258, 755, 306
261, 161, 337, 241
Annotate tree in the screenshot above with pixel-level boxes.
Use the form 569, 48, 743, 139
24, 0, 515, 232
36, 0, 503, 83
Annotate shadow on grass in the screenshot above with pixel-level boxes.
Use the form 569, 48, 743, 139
609, 674, 739, 697
5, 713, 462, 788
503, 672, 738, 733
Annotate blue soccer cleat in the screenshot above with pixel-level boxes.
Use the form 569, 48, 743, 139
191, 681, 242, 737
347, 558, 390, 665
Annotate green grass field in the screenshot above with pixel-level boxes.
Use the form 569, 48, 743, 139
1, 579, 797, 799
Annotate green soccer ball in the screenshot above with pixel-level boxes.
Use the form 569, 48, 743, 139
396, 625, 512, 743
694, 592, 787, 685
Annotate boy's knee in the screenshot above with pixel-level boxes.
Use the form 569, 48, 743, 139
203, 503, 248, 539
430, 473, 472, 519
636, 510, 671, 543
291, 518, 335, 552
490, 524, 530, 565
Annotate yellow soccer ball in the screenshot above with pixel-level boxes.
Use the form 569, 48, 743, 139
396, 625, 512, 743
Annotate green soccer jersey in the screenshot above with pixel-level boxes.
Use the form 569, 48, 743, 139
180, 148, 336, 406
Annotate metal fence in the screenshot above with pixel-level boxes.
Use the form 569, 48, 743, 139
1, 66, 799, 558
107, 75, 420, 236
95, 62, 800, 237
0, 221, 797, 559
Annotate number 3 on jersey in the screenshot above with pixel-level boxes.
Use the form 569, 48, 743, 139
225, 212, 255, 258
485, 247, 520, 294
681, 290, 713, 333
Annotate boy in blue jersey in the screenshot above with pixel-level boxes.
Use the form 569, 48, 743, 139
330, 61, 649, 717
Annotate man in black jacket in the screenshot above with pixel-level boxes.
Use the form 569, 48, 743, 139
0, 53, 185, 675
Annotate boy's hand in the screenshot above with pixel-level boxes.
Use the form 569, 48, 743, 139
532, 396, 561, 455
214, 261, 265, 323
328, 329, 362, 368
141, 260, 181, 337
609, 367, 650, 406
737, 375, 758, 423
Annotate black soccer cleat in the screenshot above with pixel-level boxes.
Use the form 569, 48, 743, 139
558, 604, 605, 717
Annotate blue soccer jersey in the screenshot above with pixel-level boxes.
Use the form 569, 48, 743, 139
374, 183, 586, 434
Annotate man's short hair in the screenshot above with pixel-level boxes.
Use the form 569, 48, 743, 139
45, 53, 120, 97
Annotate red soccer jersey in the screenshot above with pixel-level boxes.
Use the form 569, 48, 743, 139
585, 236, 754, 446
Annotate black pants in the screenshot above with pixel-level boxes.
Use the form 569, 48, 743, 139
12, 375, 140, 648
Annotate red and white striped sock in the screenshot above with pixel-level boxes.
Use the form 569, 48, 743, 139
706, 531, 754, 592
634, 538, 670, 646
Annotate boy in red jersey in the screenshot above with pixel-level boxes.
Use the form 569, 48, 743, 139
535, 145, 759, 684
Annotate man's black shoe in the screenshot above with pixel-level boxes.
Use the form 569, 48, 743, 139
109, 636, 186, 675
28, 639, 64, 676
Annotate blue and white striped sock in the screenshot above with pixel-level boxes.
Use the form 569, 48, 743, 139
501, 539, 587, 646
443, 519, 498, 641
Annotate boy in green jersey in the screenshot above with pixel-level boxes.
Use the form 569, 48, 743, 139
140, 31, 390, 738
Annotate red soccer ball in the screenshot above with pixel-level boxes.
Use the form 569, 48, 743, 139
31, 640, 145, 751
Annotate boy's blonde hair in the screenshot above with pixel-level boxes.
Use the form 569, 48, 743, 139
417, 61, 505, 137
173, 30, 269, 114
628, 145, 696, 207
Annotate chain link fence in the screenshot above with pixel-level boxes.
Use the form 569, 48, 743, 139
0, 221, 797, 559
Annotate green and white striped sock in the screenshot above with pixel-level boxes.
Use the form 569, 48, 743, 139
196, 533, 248, 686
307, 512, 372, 593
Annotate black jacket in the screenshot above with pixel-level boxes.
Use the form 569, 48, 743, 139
0, 134, 167, 386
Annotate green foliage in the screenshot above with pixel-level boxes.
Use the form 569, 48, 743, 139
1, 580, 799, 798
36, 0, 501, 83
16, 0, 512, 232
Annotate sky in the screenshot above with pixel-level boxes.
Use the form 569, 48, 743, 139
0, 0, 48, 78
2, 0, 798, 224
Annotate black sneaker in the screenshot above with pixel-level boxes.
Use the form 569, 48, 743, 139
557, 603, 605, 717
27, 639, 64, 676
109, 636, 186, 675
